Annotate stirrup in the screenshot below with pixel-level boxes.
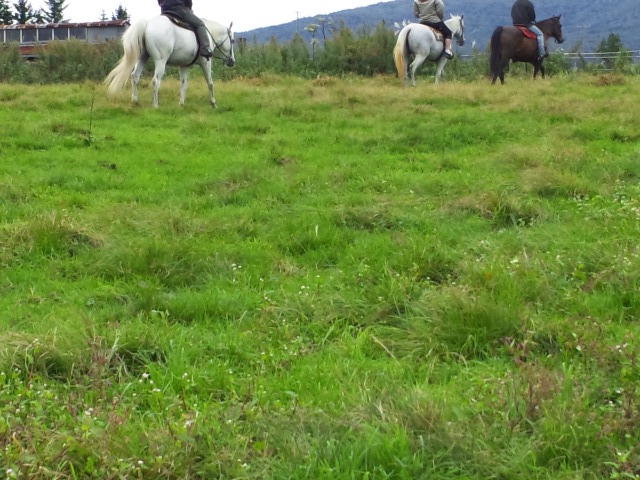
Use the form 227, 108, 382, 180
199, 47, 213, 59
444, 49, 454, 59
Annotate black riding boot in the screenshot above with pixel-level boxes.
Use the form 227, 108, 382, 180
196, 25, 212, 59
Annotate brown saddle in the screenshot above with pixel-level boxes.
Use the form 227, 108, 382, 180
419, 22, 444, 42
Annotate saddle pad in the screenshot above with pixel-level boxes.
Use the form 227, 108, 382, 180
515, 26, 537, 39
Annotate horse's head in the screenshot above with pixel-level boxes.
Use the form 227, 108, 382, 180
208, 20, 236, 67
223, 22, 236, 67
546, 15, 565, 44
450, 14, 465, 47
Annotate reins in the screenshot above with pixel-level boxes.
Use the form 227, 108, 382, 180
205, 24, 234, 64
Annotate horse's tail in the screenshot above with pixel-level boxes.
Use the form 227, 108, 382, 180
393, 26, 411, 82
105, 19, 148, 95
489, 26, 503, 77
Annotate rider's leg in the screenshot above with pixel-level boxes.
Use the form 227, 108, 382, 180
528, 24, 546, 60
441, 24, 454, 59
182, 9, 213, 59
444, 38, 453, 59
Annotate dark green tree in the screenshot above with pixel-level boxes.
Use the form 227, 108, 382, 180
12, 0, 35, 23
323, 21, 357, 73
111, 4, 129, 21
595, 33, 630, 70
41, 0, 67, 23
0, 0, 13, 24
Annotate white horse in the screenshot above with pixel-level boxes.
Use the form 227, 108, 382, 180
393, 15, 465, 86
105, 16, 235, 108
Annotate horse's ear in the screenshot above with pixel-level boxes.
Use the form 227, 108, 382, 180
229, 21, 233, 29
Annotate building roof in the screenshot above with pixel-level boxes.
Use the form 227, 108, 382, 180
0, 20, 129, 30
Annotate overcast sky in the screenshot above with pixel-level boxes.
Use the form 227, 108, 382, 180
29, 1, 392, 32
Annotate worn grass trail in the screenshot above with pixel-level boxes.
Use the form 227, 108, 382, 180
1, 75, 640, 478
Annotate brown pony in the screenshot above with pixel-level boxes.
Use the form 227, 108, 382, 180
489, 16, 564, 85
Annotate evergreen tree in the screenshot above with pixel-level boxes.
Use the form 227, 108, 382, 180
33, 8, 44, 23
111, 4, 129, 21
596, 33, 630, 69
41, 0, 67, 23
12, 0, 35, 24
0, 0, 13, 24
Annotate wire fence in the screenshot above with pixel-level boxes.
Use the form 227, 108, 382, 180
458, 49, 640, 73
560, 50, 640, 71
561, 50, 640, 60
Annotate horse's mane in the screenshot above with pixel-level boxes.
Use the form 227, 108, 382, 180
202, 19, 233, 31
537, 15, 561, 23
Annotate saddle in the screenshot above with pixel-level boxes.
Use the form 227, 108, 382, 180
418, 22, 444, 42
515, 25, 537, 39
162, 13, 196, 33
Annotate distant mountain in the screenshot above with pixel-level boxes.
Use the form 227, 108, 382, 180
239, 0, 638, 53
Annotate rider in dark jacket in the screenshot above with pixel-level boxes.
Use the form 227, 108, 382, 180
511, 0, 546, 62
158, 0, 212, 59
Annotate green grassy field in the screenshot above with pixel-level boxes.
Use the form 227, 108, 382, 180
1, 74, 640, 478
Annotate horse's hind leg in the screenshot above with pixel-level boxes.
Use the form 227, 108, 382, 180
403, 53, 410, 86
498, 62, 507, 85
152, 61, 167, 108
409, 55, 426, 87
131, 55, 148, 103
179, 67, 188, 106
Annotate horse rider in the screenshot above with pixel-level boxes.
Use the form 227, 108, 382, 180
511, 0, 547, 62
158, 0, 213, 59
413, 0, 454, 59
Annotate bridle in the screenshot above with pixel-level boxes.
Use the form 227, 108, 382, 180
454, 16, 465, 46
208, 25, 235, 65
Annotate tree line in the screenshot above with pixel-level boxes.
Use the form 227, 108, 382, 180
235, 20, 637, 78
0, 0, 129, 24
0, 17, 636, 84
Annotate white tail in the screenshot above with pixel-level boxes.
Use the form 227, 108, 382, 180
393, 26, 411, 81
105, 19, 148, 95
